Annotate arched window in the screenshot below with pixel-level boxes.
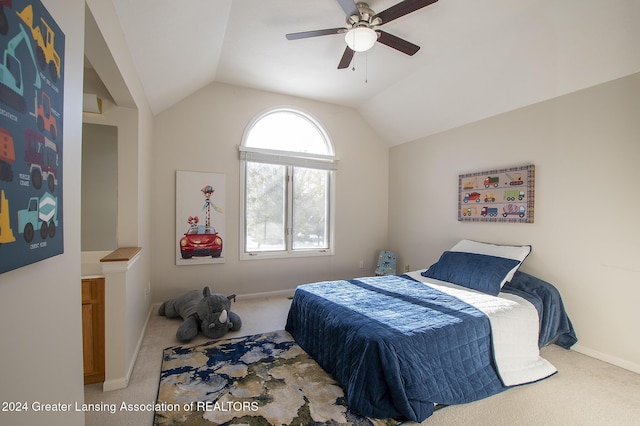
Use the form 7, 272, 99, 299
240, 108, 337, 258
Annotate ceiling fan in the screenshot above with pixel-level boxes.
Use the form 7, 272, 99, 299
285, 0, 439, 69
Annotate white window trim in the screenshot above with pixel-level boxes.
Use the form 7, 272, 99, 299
242, 106, 336, 156
239, 165, 336, 260
239, 146, 339, 170
239, 108, 337, 260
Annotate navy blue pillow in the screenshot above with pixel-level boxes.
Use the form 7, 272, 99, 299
421, 251, 520, 296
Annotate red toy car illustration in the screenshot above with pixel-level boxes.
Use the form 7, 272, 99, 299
463, 192, 481, 203
179, 225, 223, 259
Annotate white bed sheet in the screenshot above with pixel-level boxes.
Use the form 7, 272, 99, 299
406, 270, 557, 386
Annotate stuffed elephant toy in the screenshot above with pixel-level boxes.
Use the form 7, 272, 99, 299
158, 287, 242, 342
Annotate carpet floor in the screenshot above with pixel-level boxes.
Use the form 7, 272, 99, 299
85, 297, 640, 426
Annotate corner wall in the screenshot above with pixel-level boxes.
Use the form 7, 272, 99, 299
151, 82, 389, 302
0, 1, 86, 425
389, 73, 640, 372
85, 0, 155, 390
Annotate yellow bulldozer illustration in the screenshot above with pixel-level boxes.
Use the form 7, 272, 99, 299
17, 4, 60, 82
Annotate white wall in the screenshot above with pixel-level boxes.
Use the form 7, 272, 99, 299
81, 123, 118, 251
0, 1, 85, 425
85, 0, 155, 389
151, 82, 389, 302
389, 73, 640, 373
82, 103, 139, 248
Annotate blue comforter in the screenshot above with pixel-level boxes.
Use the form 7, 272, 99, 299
502, 271, 577, 349
286, 275, 505, 422
285, 273, 577, 422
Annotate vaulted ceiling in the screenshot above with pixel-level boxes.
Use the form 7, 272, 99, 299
106, 0, 639, 146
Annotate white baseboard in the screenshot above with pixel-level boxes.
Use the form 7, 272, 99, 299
102, 304, 153, 392
572, 344, 640, 375
127, 304, 153, 378
236, 288, 295, 300
102, 377, 128, 392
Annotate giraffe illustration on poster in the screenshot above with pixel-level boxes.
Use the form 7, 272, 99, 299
176, 171, 226, 265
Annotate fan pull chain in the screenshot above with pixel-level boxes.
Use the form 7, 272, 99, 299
351, 29, 357, 72
365, 51, 368, 83
351, 52, 369, 84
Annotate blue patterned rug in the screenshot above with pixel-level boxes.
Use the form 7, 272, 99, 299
154, 330, 400, 425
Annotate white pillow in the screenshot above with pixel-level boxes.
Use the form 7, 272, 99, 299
449, 240, 531, 287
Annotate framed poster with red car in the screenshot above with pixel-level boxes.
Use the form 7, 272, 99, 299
175, 170, 226, 265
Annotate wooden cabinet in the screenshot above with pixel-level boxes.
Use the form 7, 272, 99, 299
82, 277, 105, 385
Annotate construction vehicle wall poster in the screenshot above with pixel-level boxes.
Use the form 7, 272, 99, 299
458, 164, 535, 223
0, 0, 64, 274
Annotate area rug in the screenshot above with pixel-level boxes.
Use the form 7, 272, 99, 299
154, 330, 400, 425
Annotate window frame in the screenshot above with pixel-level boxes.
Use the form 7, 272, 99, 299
239, 107, 337, 260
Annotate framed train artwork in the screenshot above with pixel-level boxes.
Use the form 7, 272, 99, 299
0, 0, 65, 274
458, 164, 535, 223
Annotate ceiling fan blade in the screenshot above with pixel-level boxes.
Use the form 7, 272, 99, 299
374, 0, 438, 25
286, 28, 346, 40
377, 30, 420, 56
338, 47, 355, 69
337, 0, 359, 18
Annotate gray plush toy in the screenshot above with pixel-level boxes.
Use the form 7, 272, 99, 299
158, 287, 242, 342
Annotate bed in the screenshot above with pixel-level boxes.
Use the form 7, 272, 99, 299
285, 240, 577, 422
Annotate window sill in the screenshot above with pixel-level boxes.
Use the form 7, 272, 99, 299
240, 248, 333, 261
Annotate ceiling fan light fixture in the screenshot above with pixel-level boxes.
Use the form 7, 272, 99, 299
344, 27, 377, 52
